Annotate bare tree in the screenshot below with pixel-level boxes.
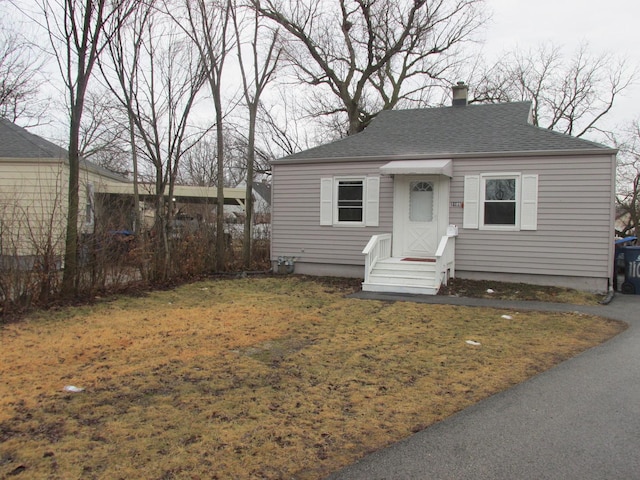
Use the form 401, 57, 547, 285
178, 129, 239, 188
179, 136, 219, 187
38, 0, 137, 296
100, 2, 151, 239
0, 25, 49, 126
177, 0, 234, 271
470, 43, 636, 138
255, 93, 316, 159
78, 90, 131, 174
101, 4, 208, 279
232, 1, 280, 268
253, 0, 485, 136
609, 121, 640, 237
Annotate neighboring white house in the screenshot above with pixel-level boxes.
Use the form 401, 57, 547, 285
0, 119, 246, 266
270, 84, 617, 294
0, 118, 131, 264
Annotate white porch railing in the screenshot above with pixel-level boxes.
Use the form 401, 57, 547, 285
362, 233, 392, 284
434, 234, 456, 288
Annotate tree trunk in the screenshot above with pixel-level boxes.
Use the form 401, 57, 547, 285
215, 93, 226, 271
61, 107, 82, 297
242, 105, 257, 269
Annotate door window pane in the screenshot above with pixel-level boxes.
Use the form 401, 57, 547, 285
410, 181, 433, 222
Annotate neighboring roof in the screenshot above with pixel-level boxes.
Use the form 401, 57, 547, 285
0, 117, 67, 158
274, 102, 616, 163
0, 117, 127, 182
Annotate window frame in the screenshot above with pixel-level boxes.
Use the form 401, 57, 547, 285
85, 182, 95, 226
480, 173, 521, 231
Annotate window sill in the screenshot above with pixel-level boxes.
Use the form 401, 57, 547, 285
331, 222, 366, 227
479, 225, 520, 232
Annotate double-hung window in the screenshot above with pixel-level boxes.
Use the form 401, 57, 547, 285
320, 176, 379, 226
336, 179, 364, 223
483, 176, 517, 226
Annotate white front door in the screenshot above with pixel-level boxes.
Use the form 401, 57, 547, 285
393, 176, 440, 257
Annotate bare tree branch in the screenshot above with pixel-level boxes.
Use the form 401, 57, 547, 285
0, 27, 50, 126
253, 0, 485, 136
470, 43, 637, 138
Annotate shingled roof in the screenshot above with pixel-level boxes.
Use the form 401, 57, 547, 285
0, 118, 127, 181
0, 118, 68, 158
274, 102, 614, 163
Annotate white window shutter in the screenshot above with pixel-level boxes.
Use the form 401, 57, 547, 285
521, 174, 538, 230
365, 176, 380, 227
463, 175, 480, 229
320, 177, 333, 225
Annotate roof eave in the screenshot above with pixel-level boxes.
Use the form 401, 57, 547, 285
271, 148, 618, 165
0, 155, 130, 183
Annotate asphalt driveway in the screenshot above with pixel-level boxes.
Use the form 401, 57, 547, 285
327, 293, 640, 480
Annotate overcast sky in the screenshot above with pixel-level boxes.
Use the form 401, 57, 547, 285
481, 0, 640, 129
9, 0, 640, 142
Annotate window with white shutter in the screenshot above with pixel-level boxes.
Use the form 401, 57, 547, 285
320, 176, 380, 227
463, 173, 538, 231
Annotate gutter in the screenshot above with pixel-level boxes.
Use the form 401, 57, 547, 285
271, 148, 618, 165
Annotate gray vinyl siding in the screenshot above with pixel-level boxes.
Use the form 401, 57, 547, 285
450, 154, 615, 280
272, 153, 615, 283
271, 161, 393, 266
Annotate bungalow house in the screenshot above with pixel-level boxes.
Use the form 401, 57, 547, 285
0, 119, 246, 267
270, 84, 617, 294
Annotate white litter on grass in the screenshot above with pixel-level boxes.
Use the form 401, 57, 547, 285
486, 289, 495, 294
501, 315, 513, 320
63, 385, 84, 393
466, 340, 481, 346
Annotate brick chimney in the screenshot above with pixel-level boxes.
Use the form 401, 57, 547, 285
452, 81, 468, 106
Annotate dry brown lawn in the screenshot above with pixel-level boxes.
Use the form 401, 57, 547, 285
0, 276, 625, 479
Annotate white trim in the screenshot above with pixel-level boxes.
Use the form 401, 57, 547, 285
521, 174, 539, 230
463, 175, 480, 229
320, 177, 333, 225
272, 149, 617, 165
365, 176, 380, 227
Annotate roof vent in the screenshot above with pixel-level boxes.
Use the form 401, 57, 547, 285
452, 81, 468, 106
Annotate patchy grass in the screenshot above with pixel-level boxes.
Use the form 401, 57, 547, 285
0, 276, 624, 479
439, 277, 603, 305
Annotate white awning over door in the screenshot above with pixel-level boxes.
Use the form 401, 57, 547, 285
380, 159, 453, 177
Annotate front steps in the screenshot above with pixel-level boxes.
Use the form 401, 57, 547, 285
362, 257, 440, 295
